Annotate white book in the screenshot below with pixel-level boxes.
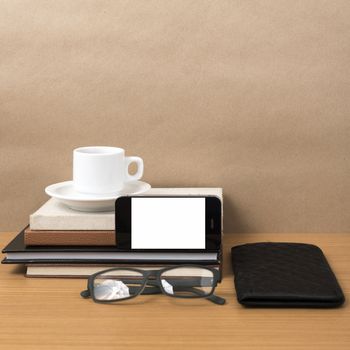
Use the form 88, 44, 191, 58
30, 188, 223, 230
26, 264, 220, 278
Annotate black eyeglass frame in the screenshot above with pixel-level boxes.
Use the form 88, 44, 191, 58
81, 265, 225, 305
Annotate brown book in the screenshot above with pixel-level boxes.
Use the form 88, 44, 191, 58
24, 228, 116, 246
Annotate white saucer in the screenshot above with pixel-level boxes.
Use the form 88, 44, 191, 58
45, 181, 151, 212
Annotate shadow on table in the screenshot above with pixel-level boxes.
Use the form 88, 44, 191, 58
7, 264, 26, 275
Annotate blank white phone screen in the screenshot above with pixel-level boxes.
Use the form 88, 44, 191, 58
131, 198, 206, 249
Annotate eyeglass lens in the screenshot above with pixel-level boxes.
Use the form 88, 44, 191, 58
160, 267, 215, 297
93, 269, 145, 301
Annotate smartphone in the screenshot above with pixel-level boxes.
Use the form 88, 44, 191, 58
115, 196, 221, 251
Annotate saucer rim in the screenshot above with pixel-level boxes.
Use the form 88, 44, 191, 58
45, 180, 151, 202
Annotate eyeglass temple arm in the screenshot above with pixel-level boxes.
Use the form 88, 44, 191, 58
80, 289, 90, 298
207, 294, 226, 305
172, 285, 225, 305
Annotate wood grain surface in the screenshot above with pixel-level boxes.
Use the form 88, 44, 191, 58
0, 232, 349, 349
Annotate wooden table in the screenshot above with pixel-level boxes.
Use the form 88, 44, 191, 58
0, 232, 349, 350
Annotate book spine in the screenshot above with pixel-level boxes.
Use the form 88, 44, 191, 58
24, 229, 116, 246
25, 264, 220, 278
29, 215, 115, 230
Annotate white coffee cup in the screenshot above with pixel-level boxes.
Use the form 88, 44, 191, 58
73, 146, 144, 194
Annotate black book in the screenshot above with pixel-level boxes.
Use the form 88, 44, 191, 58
2, 228, 220, 265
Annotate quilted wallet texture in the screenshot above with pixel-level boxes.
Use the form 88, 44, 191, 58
231, 242, 345, 308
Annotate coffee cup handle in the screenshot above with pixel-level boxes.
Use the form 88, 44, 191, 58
125, 156, 144, 182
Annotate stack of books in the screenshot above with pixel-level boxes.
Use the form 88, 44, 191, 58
2, 188, 223, 278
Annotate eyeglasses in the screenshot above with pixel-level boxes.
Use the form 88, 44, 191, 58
80, 265, 225, 305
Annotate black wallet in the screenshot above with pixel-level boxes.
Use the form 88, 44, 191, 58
231, 242, 345, 308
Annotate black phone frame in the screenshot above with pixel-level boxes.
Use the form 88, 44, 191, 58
115, 195, 221, 252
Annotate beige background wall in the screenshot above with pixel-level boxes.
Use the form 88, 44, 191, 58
1, 0, 349, 233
